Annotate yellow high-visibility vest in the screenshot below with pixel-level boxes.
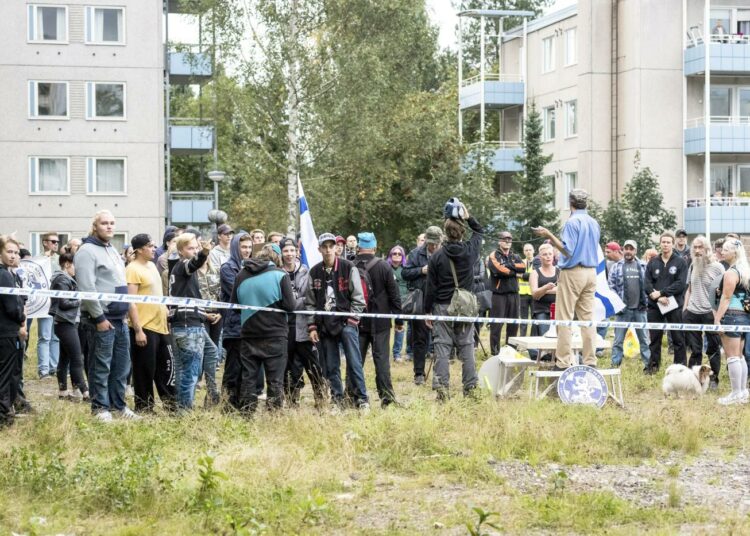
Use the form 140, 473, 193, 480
518, 260, 533, 296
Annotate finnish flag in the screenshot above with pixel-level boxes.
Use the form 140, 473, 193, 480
298, 178, 323, 269
594, 246, 624, 321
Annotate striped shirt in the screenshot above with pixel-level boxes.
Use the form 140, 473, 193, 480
686, 261, 725, 314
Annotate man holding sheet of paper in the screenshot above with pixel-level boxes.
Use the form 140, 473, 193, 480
644, 231, 688, 374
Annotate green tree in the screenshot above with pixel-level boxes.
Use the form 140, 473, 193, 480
600, 152, 677, 250
498, 103, 558, 244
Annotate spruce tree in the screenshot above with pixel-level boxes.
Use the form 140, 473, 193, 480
499, 102, 559, 244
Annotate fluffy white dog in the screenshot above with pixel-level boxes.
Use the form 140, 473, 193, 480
662, 364, 713, 398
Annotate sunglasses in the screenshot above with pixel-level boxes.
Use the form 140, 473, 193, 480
45, 239, 60, 244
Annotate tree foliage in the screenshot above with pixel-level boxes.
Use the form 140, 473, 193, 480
598, 153, 677, 251
498, 103, 558, 244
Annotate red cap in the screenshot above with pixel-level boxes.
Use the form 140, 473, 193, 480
605, 241, 621, 251
335, 235, 346, 244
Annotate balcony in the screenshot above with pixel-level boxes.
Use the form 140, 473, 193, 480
169, 51, 212, 84
463, 142, 523, 173
685, 33, 750, 76
169, 122, 214, 155
459, 74, 524, 110
684, 197, 750, 234
684, 117, 750, 154
170, 192, 214, 224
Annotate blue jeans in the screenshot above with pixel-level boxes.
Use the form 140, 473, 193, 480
610, 309, 651, 367
37, 316, 60, 375
320, 325, 368, 405
173, 326, 218, 409
392, 327, 405, 359
82, 319, 130, 412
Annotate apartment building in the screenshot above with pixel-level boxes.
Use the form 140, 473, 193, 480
460, 0, 750, 238
0, 1, 165, 254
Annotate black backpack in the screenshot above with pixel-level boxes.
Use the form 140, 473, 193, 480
355, 257, 379, 308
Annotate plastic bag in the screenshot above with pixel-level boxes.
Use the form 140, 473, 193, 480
623, 328, 640, 359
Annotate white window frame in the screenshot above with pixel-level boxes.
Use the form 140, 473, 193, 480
28, 80, 70, 120
110, 233, 129, 253
86, 157, 127, 195
565, 100, 578, 138
565, 28, 577, 66
543, 106, 556, 142
564, 172, 578, 202
85, 6, 126, 45
28, 156, 71, 195
29, 232, 73, 257
86, 82, 127, 120
542, 36, 556, 73
27, 4, 68, 44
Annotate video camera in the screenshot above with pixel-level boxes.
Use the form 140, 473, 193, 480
443, 197, 467, 221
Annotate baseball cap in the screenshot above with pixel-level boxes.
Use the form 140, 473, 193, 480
675, 229, 688, 237
623, 240, 638, 249
605, 241, 621, 251
498, 231, 513, 240
424, 226, 443, 245
217, 224, 234, 235
318, 232, 336, 246
335, 235, 346, 245
279, 238, 295, 250
358, 232, 377, 249
131, 233, 153, 250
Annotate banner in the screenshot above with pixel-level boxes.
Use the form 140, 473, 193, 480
298, 178, 323, 269
594, 247, 625, 321
17, 257, 52, 318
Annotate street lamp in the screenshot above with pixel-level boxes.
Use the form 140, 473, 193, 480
207, 209, 228, 237
207, 169, 226, 211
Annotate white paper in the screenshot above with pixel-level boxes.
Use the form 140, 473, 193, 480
657, 295, 679, 315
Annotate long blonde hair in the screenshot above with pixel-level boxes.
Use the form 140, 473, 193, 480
724, 239, 750, 289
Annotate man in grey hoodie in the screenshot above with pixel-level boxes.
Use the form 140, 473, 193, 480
74, 210, 138, 422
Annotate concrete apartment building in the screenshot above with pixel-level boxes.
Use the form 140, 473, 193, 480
461, 0, 750, 238
0, 1, 167, 254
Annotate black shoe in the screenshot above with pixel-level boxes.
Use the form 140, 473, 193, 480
414, 374, 425, 386
644, 367, 657, 376
436, 389, 449, 403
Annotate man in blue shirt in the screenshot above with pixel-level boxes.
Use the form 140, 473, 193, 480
534, 189, 601, 369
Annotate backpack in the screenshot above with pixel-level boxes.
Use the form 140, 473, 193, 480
447, 258, 479, 317
355, 257, 379, 308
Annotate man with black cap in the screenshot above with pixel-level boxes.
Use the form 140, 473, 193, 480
305, 233, 369, 411
674, 229, 691, 266
351, 231, 403, 407
487, 231, 525, 354
402, 225, 443, 385
209, 224, 234, 268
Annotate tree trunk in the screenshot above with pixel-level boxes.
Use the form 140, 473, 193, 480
285, 0, 300, 239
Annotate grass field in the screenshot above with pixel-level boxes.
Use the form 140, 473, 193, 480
2, 325, 750, 535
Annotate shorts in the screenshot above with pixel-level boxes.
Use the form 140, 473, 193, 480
720, 311, 750, 339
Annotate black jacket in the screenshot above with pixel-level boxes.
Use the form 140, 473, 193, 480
220, 231, 250, 340
305, 257, 366, 337
354, 253, 403, 333
424, 217, 484, 313
169, 250, 209, 327
402, 245, 429, 291
0, 265, 25, 338
645, 252, 688, 309
487, 250, 525, 294
49, 271, 80, 325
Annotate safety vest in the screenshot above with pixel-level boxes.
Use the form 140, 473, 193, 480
518, 260, 533, 296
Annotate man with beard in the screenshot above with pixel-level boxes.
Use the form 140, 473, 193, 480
683, 235, 724, 389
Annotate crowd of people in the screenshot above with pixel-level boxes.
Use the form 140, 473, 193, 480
0, 190, 749, 426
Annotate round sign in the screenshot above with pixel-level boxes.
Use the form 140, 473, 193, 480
557, 365, 608, 408
18, 258, 51, 317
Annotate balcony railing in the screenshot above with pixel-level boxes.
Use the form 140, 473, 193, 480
468, 141, 522, 149
686, 196, 750, 207
686, 115, 750, 128
462, 73, 524, 87
686, 32, 750, 48
170, 192, 214, 224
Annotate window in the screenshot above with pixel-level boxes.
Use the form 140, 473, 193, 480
28, 5, 67, 42
543, 106, 556, 141
739, 166, 750, 195
29, 157, 69, 194
542, 36, 555, 73
565, 100, 578, 137
739, 88, 750, 117
710, 87, 731, 117
565, 28, 577, 66
544, 175, 556, 208
564, 172, 578, 201
29, 232, 72, 257
710, 9, 731, 37
87, 157, 126, 194
111, 233, 128, 252
710, 165, 732, 196
29, 81, 68, 118
85, 6, 124, 44
86, 82, 125, 119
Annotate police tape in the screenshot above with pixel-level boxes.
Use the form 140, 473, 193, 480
2, 286, 749, 333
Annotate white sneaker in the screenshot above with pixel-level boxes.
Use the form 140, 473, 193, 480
358, 402, 371, 414
718, 392, 744, 406
94, 411, 113, 423
741, 390, 749, 404
258, 392, 268, 401
68, 389, 84, 402
117, 407, 142, 421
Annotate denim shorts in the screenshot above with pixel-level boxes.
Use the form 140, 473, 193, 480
721, 311, 750, 338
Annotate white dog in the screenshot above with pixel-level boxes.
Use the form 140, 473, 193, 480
662, 364, 713, 398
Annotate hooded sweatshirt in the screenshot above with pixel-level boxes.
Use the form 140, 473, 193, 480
220, 231, 250, 340
49, 270, 81, 324
74, 235, 129, 323
424, 217, 484, 314
284, 260, 312, 342
155, 225, 177, 261
231, 259, 296, 339
0, 264, 25, 338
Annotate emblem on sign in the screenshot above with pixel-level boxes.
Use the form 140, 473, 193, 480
18, 258, 51, 317
557, 365, 608, 408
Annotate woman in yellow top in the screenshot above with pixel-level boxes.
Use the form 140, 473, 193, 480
126, 233, 176, 413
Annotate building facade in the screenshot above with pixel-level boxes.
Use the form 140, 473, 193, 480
461, 0, 750, 237
0, 0, 165, 254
